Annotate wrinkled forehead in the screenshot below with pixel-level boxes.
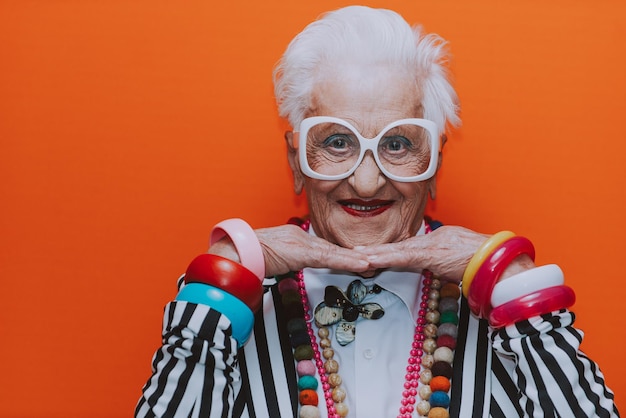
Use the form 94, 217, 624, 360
305, 63, 424, 136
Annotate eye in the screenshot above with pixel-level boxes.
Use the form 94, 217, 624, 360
323, 134, 353, 150
380, 136, 413, 153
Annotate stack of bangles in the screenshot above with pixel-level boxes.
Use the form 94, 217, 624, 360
462, 231, 575, 328
175, 218, 266, 347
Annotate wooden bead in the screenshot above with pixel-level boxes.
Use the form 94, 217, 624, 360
434, 347, 454, 363
324, 359, 339, 373
319, 338, 332, 349
322, 347, 334, 359
419, 383, 432, 400
431, 361, 453, 379
430, 376, 451, 392
328, 372, 342, 387
297, 375, 318, 390
318, 327, 329, 338
294, 345, 314, 361
335, 402, 349, 417
287, 318, 307, 334
332, 387, 346, 402
439, 311, 459, 325
422, 354, 434, 368
440, 283, 460, 299
437, 323, 458, 339
426, 310, 440, 324
299, 389, 319, 406
299, 405, 320, 418
438, 297, 458, 313
427, 298, 439, 310
436, 335, 457, 350
423, 338, 437, 354
424, 323, 438, 338
416, 399, 431, 415
297, 360, 316, 377
428, 406, 450, 418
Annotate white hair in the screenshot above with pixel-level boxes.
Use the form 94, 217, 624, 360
273, 5, 460, 136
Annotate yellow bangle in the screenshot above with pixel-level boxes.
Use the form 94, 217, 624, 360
462, 231, 516, 297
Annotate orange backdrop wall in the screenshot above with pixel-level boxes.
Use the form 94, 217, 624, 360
1, 1, 624, 416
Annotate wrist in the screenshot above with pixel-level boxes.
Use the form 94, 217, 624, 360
498, 254, 536, 281
464, 233, 536, 318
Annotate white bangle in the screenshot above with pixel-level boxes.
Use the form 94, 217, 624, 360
490, 264, 564, 308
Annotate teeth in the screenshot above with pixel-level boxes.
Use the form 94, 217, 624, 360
346, 203, 384, 211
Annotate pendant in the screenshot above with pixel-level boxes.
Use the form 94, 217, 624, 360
313, 280, 385, 346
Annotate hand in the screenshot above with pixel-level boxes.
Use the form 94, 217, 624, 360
209, 224, 371, 278
356, 226, 489, 282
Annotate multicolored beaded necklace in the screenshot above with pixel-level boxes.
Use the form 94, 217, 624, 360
276, 218, 460, 418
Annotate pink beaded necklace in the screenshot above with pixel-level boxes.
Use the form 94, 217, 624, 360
279, 218, 459, 418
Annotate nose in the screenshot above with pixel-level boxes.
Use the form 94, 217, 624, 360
347, 152, 387, 197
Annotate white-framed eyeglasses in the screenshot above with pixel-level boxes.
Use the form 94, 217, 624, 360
293, 116, 440, 182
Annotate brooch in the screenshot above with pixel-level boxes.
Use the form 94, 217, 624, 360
313, 280, 385, 346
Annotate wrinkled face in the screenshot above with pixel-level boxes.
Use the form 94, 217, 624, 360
286, 65, 438, 248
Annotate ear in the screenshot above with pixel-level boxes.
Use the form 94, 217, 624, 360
285, 131, 305, 195
428, 134, 447, 200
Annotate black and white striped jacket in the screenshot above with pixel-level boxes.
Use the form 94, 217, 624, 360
136, 274, 618, 417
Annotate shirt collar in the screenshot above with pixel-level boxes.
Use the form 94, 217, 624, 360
303, 220, 426, 323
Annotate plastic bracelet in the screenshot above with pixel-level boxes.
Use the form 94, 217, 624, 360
467, 236, 535, 317
488, 285, 575, 328
462, 231, 515, 297
210, 218, 265, 280
176, 282, 254, 346
490, 264, 564, 308
185, 253, 263, 313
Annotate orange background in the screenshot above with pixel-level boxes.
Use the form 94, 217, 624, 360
1, 1, 624, 416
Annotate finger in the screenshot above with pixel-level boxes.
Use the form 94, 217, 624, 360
356, 241, 421, 265
306, 243, 371, 272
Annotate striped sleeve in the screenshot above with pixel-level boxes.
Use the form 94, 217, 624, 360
491, 310, 619, 417
135, 300, 241, 418
234, 284, 298, 418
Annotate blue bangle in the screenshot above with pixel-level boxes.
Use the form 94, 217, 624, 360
176, 282, 254, 346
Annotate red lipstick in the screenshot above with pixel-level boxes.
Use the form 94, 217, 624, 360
339, 199, 393, 217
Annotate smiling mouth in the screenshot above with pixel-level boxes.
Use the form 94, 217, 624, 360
339, 200, 393, 217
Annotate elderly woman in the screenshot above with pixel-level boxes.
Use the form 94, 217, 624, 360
136, 6, 618, 418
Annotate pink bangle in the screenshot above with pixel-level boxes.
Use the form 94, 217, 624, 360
468, 236, 535, 317
210, 218, 265, 280
488, 285, 575, 328
185, 253, 263, 312
462, 231, 515, 298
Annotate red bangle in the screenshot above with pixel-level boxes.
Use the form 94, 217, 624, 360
488, 285, 575, 328
468, 236, 535, 317
185, 254, 263, 312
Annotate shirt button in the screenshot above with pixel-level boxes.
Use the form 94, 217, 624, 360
363, 348, 375, 359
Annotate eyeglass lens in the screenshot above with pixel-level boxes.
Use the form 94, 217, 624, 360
305, 122, 432, 179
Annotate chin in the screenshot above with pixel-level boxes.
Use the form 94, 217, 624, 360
358, 269, 381, 278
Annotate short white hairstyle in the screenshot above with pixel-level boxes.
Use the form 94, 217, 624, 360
273, 6, 460, 136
